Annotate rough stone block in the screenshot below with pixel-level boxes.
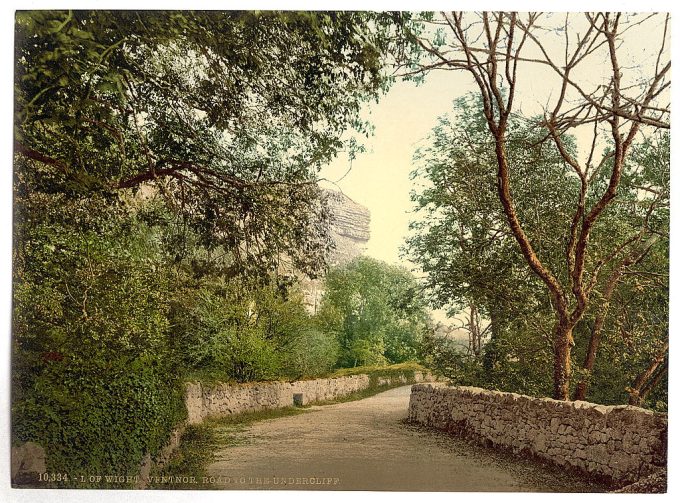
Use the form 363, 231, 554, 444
11, 442, 46, 485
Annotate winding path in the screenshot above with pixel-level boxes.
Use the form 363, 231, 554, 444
204, 385, 606, 492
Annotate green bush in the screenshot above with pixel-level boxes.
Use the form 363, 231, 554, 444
174, 280, 337, 383
12, 180, 185, 484
14, 355, 185, 485
421, 330, 552, 398
318, 257, 430, 368
280, 327, 339, 379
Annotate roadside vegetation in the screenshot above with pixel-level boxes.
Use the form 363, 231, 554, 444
13, 10, 425, 483
409, 95, 668, 410
402, 13, 668, 407
13, 9, 668, 489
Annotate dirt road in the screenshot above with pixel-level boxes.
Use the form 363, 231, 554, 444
204, 385, 607, 492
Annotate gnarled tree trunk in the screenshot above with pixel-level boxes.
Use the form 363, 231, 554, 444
553, 324, 574, 401
628, 342, 668, 406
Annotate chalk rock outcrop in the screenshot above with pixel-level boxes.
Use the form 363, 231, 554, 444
301, 189, 370, 312
325, 189, 371, 266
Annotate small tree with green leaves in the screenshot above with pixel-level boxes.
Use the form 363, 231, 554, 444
318, 257, 430, 367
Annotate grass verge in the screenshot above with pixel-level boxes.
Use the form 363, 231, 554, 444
316, 362, 428, 405
148, 407, 311, 489
328, 361, 426, 378
185, 361, 428, 385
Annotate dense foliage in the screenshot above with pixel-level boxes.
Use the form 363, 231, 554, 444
172, 277, 339, 383
318, 257, 430, 367
12, 10, 407, 481
14, 10, 407, 278
13, 162, 186, 481
409, 96, 669, 408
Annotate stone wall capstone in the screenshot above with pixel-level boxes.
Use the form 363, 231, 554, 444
408, 383, 667, 484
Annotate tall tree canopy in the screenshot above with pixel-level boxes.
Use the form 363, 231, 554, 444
12, 10, 411, 479
399, 12, 670, 400
15, 10, 405, 277
408, 95, 669, 405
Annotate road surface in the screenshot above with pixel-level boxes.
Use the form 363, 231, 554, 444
204, 385, 607, 492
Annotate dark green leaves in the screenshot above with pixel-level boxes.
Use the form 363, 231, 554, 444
15, 10, 403, 278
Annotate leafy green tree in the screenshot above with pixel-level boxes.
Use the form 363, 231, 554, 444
407, 94, 575, 396
12, 10, 408, 480
572, 132, 669, 403
400, 12, 669, 400
173, 276, 338, 382
14, 10, 406, 278
408, 94, 669, 406
318, 257, 430, 367
13, 162, 185, 479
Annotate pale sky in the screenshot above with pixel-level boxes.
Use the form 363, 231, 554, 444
320, 70, 477, 268
317, 12, 670, 328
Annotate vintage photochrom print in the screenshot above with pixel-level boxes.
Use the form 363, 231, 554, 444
10, 7, 670, 497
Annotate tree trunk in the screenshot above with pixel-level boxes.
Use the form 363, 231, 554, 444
468, 303, 481, 357
553, 324, 574, 400
637, 361, 667, 406
574, 239, 657, 401
495, 137, 573, 400
573, 269, 622, 400
573, 335, 597, 401
628, 342, 668, 406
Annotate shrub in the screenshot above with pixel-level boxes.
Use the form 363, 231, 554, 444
12, 182, 185, 483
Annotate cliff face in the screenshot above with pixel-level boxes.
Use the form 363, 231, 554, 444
325, 190, 370, 267
301, 189, 370, 312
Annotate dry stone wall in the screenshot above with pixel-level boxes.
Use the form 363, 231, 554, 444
186, 371, 431, 425
408, 383, 667, 484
